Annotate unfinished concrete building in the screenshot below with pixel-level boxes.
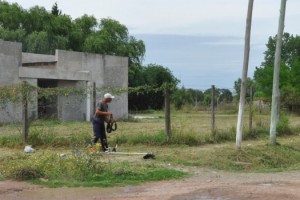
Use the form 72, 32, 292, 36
0, 40, 128, 122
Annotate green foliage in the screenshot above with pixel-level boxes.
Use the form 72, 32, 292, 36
129, 64, 179, 110
277, 113, 293, 136
0, 1, 24, 30
0, 2, 145, 66
82, 18, 145, 67
233, 77, 255, 99
254, 33, 300, 112
172, 87, 204, 110
202, 87, 233, 106
51, 2, 61, 16
0, 28, 25, 42
70, 14, 97, 51
0, 82, 87, 108
25, 31, 50, 54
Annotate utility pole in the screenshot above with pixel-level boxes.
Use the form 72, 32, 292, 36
270, 0, 287, 144
236, 0, 254, 150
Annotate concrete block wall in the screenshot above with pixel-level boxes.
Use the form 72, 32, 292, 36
57, 80, 86, 121
0, 40, 128, 123
22, 53, 56, 64
0, 40, 21, 85
102, 55, 128, 119
0, 40, 22, 123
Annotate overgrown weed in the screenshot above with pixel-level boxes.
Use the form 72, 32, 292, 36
0, 149, 187, 187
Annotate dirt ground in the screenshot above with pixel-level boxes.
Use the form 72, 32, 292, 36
1, 166, 300, 200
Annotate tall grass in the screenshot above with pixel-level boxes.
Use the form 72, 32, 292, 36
0, 150, 187, 186
1, 109, 299, 147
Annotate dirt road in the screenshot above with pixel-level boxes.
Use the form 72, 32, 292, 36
1, 167, 300, 200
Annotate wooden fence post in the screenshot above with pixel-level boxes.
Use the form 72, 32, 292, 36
22, 81, 29, 144
164, 87, 171, 139
211, 85, 215, 132
249, 86, 253, 133
93, 82, 96, 115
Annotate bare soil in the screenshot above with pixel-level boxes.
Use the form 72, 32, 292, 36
1, 166, 300, 200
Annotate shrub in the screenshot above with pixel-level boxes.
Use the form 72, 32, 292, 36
277, 113, 293, 136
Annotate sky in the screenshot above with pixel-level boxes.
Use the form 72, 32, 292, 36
5, 0, 300, 91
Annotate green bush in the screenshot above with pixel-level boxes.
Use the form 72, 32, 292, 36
277, 113, 293, 136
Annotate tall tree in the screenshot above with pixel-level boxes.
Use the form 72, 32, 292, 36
51, 2, 61, 16
83, 18, 145, 68
234, 77, 255, 99
128, 64, 179, 110
69, 14, 97, 51
0, 1, 24, 30
22, 6, 51, 33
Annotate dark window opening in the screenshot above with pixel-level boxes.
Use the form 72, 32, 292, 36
38, 79, 58, 119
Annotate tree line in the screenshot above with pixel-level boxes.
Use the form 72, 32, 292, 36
233, 33, 300, 113
1, 1, 300, 112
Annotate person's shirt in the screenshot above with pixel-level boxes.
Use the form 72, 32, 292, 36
94, 101, 108, 123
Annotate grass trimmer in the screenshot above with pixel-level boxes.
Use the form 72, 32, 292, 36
89, 144, 155, 159
102, 150, 155, 159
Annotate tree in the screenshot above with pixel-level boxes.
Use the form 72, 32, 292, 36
171, 87, 204, 109
25, 31, 50, 54
0, 2, 177, 111
254, 34, 300, 110
22, 6, 51, 33
129, 64, 179, 110
234, 77, 255, 99
219, 89, 233, 103
69, 14, 97, 51
0, 1, 24, 30
0, 28, 25, 42
51, 2, 61, 16
83, 18, 145, 68
203, 87, 233, 107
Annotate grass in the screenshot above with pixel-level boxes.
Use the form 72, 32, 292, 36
30, 167, 186, 187
1, 110, 300, 187
0, 148, 187, 187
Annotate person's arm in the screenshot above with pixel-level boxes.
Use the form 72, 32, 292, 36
95, 109, 111, 117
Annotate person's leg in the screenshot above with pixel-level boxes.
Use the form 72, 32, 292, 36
99, 123, 108, 151
92, 120, 101, 144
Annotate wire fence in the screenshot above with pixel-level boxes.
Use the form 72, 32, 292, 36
0, 81, 273, 144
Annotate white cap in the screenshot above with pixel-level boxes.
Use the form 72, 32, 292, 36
104, 93, 115, 99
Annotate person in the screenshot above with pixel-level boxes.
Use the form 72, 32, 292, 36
91, 93, 115, 152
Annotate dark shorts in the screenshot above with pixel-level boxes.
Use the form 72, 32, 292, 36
92, 119, 106, 140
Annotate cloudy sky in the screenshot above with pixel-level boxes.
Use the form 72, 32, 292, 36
6, 0, 300, 91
